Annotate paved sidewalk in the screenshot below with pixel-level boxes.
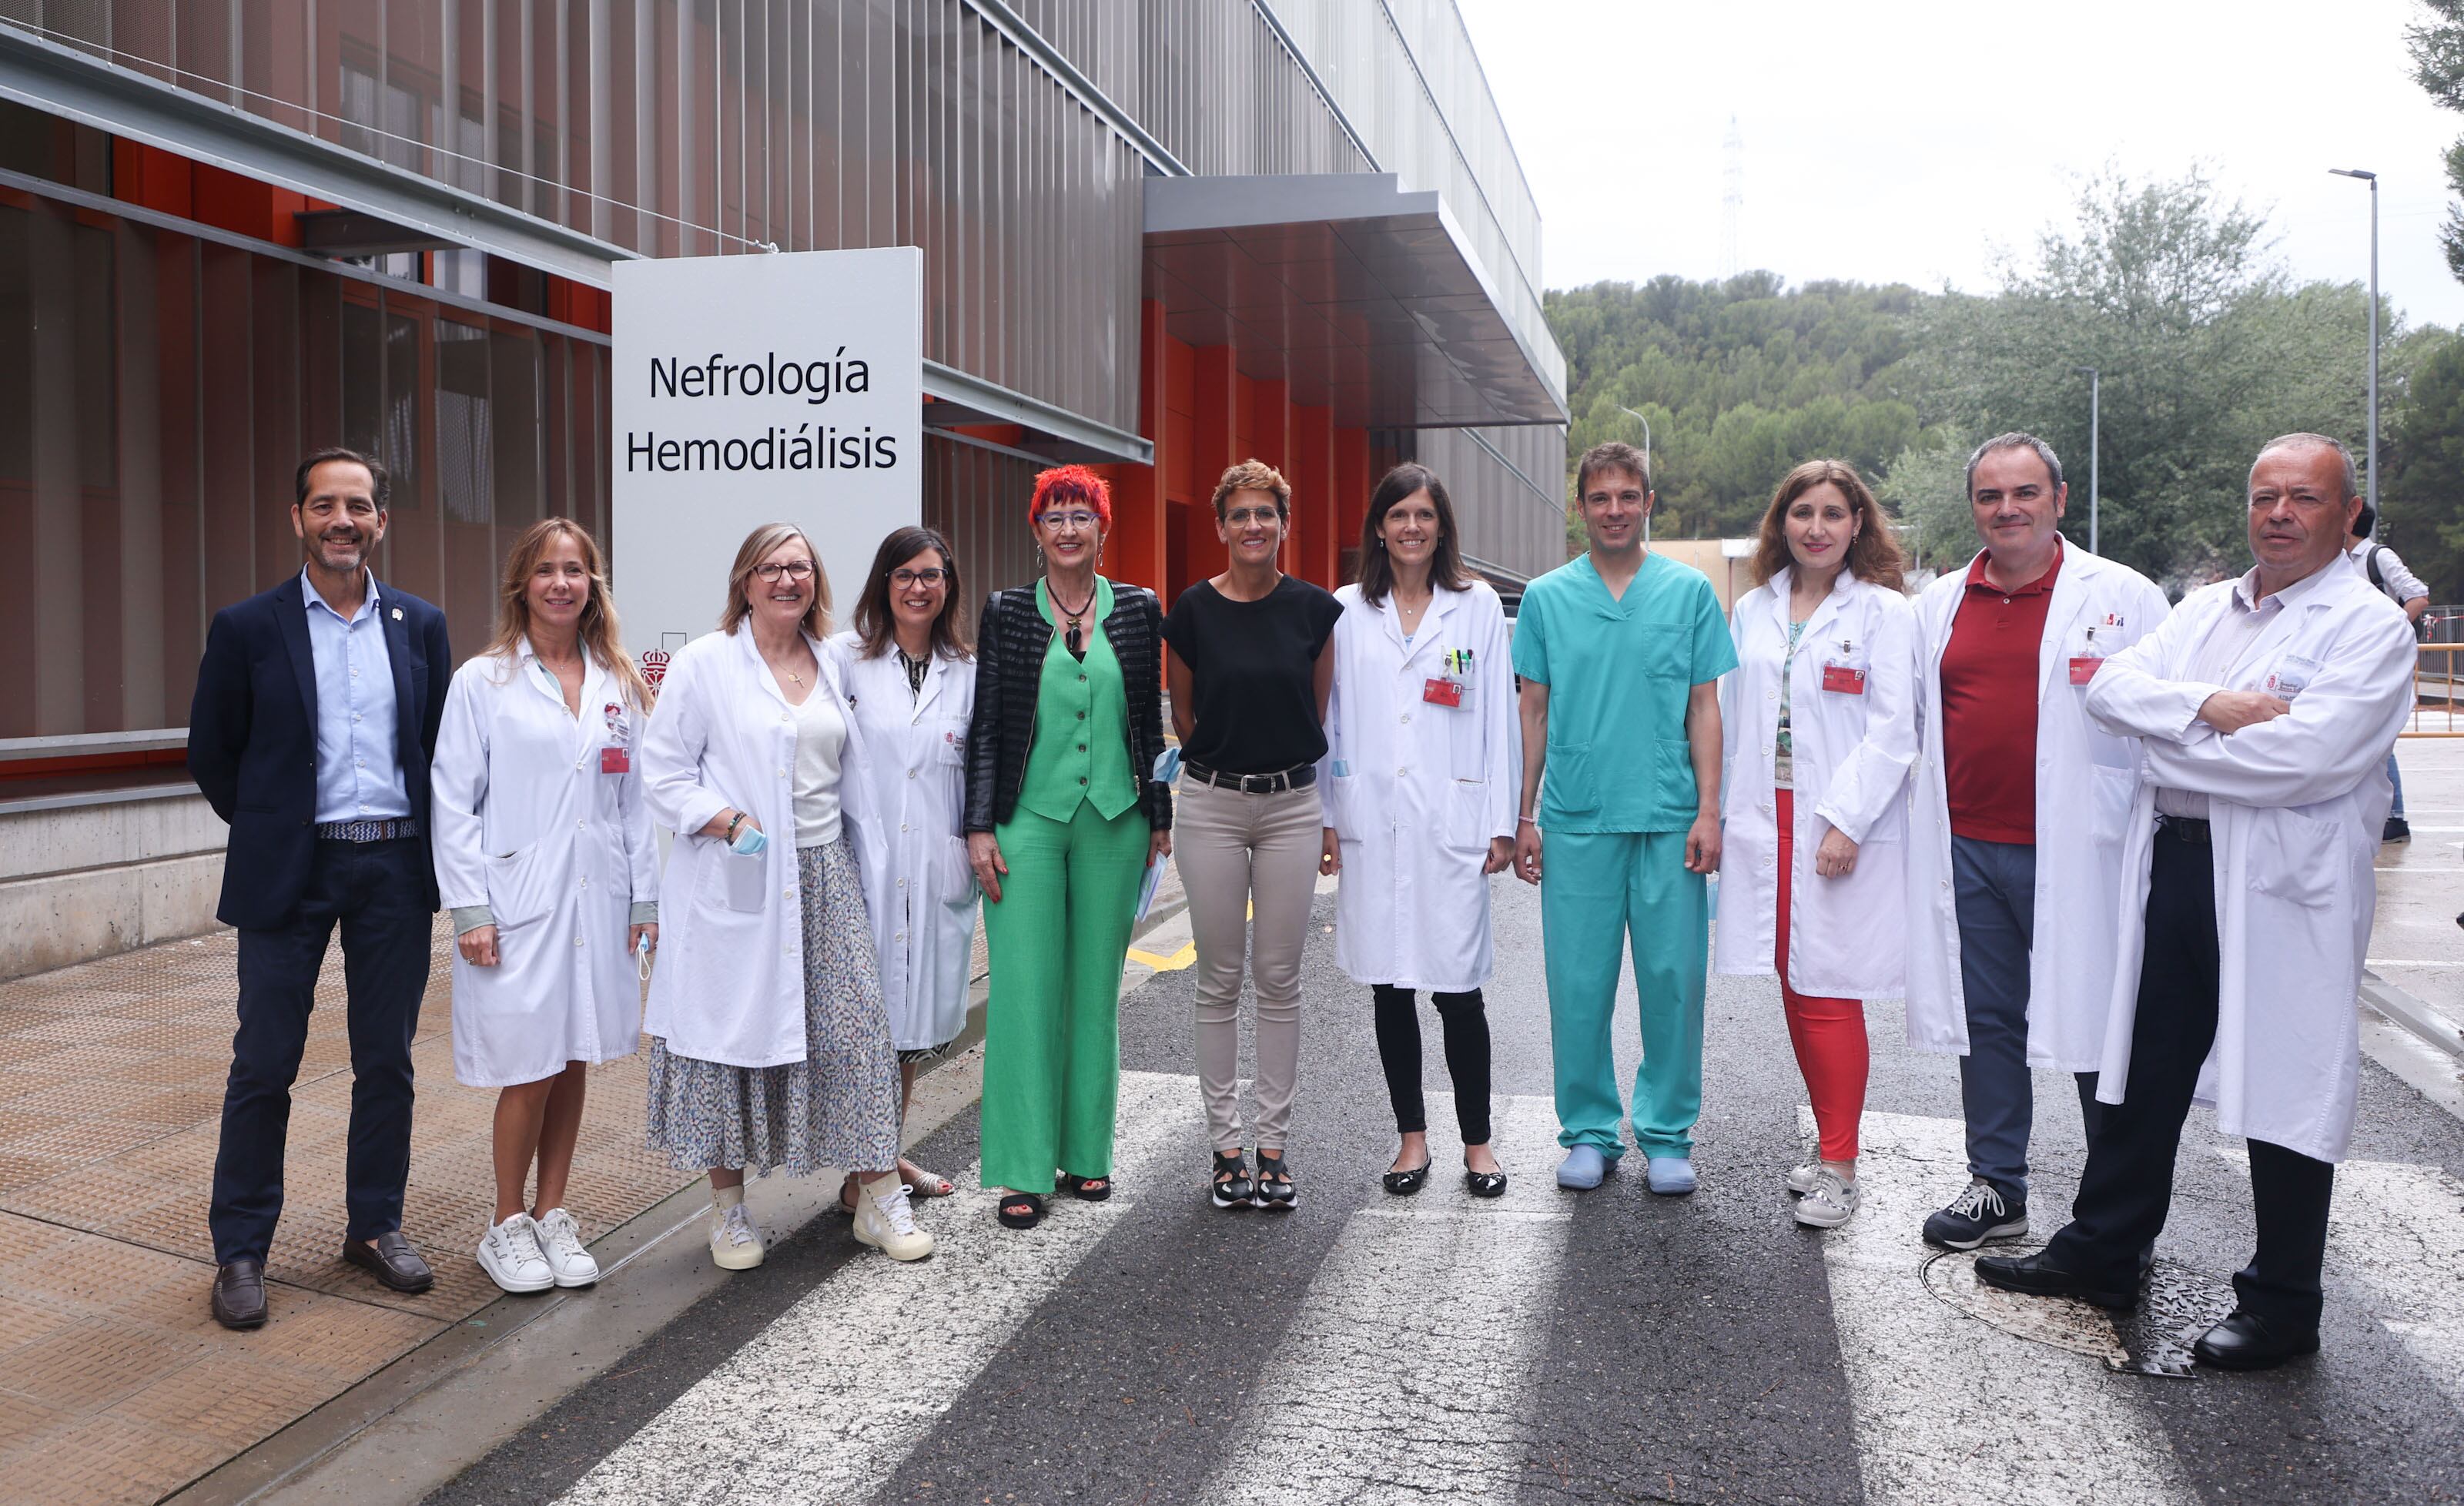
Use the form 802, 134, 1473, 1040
0, 837, 1188, 1506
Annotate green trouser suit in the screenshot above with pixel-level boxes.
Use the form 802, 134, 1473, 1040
978, 580, 1151, 1192
1541, 830, 1709, 1158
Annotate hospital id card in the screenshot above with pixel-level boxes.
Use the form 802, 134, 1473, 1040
601, 745, 631, 774
1423, 677, 1463, 708
1820, 663, 1865, 694
2068, 657, 2102, 685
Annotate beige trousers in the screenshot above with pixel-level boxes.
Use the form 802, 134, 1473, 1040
1175, 779, 1324, 1153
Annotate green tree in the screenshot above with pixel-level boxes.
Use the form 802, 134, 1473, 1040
2407, 0, 2464, 283
2382, 331, 2464, 599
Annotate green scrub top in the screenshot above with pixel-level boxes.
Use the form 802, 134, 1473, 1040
1510, 550, 1737, 834
1015, 576, 1140, 824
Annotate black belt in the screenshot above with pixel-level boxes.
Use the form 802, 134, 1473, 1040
1183, 760, 1317, 794
315, 816, 421, 842
2156, 814, 2211, 844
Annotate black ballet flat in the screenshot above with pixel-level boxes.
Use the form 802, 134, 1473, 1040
1464, 1170, 1508, 1200
1382, 1160, 1433, 1196
996, 1191, 1046, 1230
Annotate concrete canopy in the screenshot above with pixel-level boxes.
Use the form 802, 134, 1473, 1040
1143, 174, 1569, 432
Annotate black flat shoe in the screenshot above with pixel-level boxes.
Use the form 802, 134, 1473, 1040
342, 1230, 434, 1293
1382, 1160, 1432, 1196
1062, 1173, 1113, 1203
1973, 1251, 2138, 1311
2193, 1310, 2319, 1370
1464, 1170, 1508, 1199
1253, 1150, 1297, 1211
212, 1257, 267, 1330
1210, 1150, 1254, 1210
996, 1191, 1046, 1230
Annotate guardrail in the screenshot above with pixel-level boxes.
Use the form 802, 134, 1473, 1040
2409, 639, 2464, 736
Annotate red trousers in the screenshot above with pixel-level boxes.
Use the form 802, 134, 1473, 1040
1775, 789, 1868, 1162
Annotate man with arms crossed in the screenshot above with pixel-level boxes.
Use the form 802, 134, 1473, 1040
1904, 433, 2168, 1249
1512, 441, 1734, 1195
1980, 433, 2415, 1370
2345, 504, 2429, 842
188, 448, 452, 1328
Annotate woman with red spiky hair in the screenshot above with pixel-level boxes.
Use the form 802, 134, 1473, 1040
962, 466, 1173, 1230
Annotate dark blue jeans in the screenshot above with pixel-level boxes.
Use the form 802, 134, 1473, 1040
1952, 835, 2100, 1201
210, 837, 433, 1264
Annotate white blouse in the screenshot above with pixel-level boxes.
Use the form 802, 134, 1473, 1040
791, 688, 848, 848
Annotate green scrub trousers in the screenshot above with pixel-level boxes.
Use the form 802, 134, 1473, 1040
1541, 830, 1709, 1158
977, 578, 1150, 1192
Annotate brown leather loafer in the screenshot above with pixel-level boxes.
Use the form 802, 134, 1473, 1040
343, 1230, 435, 1293
212, 1257, 268, 1330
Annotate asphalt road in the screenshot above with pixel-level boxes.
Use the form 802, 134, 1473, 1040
424, 873, 2464, 1505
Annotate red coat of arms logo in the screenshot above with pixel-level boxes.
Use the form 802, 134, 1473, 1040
641, 648, 671, 692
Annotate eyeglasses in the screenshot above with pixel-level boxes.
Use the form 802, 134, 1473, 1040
1038, 510, 1100, 530
1224, 506, 1282, 527
752, 561, 816, 582
889, 567, 950, 587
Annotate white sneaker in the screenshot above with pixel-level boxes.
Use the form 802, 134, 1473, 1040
852, 1177, 935, 1262
1786, 1160, 1822, 1196
477, 1213, 555, 1293
1794, 1168, 1862, 1229
710, 1202, 766, 1270
533, 1206, 600, 1287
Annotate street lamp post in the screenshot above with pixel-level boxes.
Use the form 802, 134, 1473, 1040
1618, 405, 1654, 543
2330, 168, 2379, 520
2074, 366, 2099, 555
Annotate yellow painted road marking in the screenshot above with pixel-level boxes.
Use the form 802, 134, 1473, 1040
1126, 940, 1197, 972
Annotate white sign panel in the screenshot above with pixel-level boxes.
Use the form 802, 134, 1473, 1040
611, 247, 922, 688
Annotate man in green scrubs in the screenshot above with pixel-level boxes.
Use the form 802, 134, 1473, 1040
1512, 441, 1734, 1195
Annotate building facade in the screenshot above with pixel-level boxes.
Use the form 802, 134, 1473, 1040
0, 1, 1568, 973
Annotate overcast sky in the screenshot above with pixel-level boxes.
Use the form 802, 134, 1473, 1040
1455, 0, 2464, 333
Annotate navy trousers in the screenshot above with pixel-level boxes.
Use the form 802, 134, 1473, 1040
209, 837, 433, 1264
1951, 835, 2101, 1200
2044, 823, 2335, 1327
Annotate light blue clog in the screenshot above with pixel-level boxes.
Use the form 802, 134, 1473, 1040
1645, 1155, 1698, 1196
1556, 1145, 1611, 1190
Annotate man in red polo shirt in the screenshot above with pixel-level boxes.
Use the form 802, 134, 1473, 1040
1903, 433, 2170, 1250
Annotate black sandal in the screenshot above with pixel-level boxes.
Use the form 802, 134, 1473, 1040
1382, 1160, 1433, 1196
1062, 1173, 1113, 1203
1210, 1150, 1253, 1209
1254, 1150, 1298, 1210
996, 1191, 1045, 1230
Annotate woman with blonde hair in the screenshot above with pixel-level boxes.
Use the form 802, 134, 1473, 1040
638, 522, 933, 1269
432, 517, 659, 1292
1715, 460, 1918, 1229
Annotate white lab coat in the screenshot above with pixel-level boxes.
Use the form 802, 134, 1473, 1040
430, 644, 659, 1088
1320, 580, 1520, 992
834, 632, 979, 1053
1714, 572, 1920, 998
1904, 540, 2171, 1067
640, 627, 886, 1068
2083, 561, 2416, 1163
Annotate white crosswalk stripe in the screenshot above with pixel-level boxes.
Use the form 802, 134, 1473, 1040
555, 1071, 1198, 1506
2223, 1146, 2464, 1408
1821, 1109, 2199, 1505
1204, 1095, 1568, 1506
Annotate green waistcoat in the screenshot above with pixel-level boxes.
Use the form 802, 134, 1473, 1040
1015, 577, 1139, 823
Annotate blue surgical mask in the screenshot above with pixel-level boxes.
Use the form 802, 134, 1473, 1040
730, 825, 770, 857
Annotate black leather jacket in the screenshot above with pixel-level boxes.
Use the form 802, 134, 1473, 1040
964, 580, 1173, 834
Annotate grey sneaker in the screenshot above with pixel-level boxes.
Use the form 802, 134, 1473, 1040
1786, 1160, 1823, 1196
1794, 1169, 1861, 1228
1922, 1176, 2027, 1250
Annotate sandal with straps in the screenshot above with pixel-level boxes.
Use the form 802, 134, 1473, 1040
1062, 1173, 1113, 1203
1210, 1150, 1254, 1210
996, 1191, 1045, 1230
1253, 1150, 1298, 1211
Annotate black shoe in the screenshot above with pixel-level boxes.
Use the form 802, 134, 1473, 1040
996, 1191, 1046, 1230
1253, 1150, 1298, 1210
2193, 1310, 2320, 1370
1210, 1150, 1254, 1210
1973, 1251, 2139, 1311
2385, 815, 2412, 843
1382, 1159, 1432, 1196
1062, 1173, 1112, 1203
1464, 1170, 1508, 1199
342, 1230, 435, 1293
211, 1257, 268, 1330
1922, 1179, 2027, 1250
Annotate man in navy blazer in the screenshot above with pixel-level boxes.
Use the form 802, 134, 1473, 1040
187, 447, 451, 1329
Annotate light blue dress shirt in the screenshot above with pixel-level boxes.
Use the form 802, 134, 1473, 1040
301, 567, 411, 822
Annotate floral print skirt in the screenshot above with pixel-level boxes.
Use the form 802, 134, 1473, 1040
645, 837, 901, 1176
